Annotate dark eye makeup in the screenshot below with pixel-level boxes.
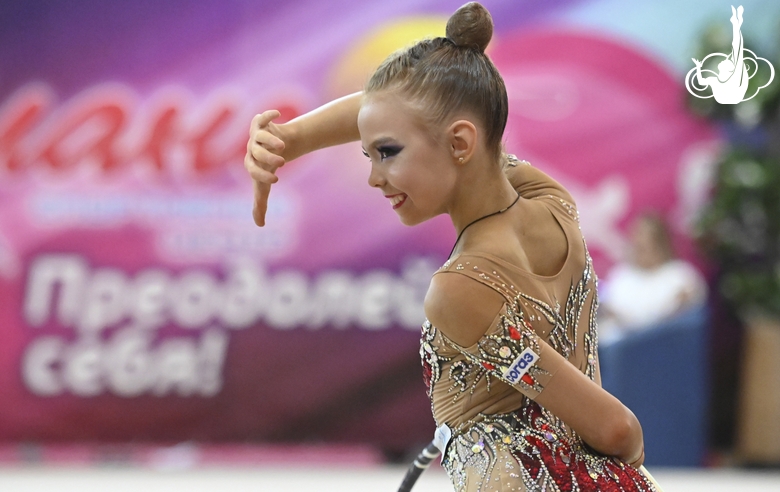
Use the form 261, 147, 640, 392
377, 145, 402, 160
361, 144, 403, 161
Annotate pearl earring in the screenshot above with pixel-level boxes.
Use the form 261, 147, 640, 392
458, 157, 464, 163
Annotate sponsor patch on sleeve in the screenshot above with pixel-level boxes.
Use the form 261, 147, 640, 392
501, 347, 539, 385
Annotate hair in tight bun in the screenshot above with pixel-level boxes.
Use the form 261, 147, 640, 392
366, 1, 507, 162
446, 2, 493, 53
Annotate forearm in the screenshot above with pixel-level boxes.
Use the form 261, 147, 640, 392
280, 92, 362, 161
535, 359, 644, 465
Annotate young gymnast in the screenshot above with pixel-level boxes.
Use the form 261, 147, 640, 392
245, 3, 661, 490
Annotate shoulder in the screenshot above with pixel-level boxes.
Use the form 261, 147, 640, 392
425, 271, 506, 347
505, 157, 576, 205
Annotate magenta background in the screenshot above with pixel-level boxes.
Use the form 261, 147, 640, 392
0, 0, 720, 449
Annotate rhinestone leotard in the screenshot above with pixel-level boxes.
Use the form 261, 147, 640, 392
420, 194, 657, 492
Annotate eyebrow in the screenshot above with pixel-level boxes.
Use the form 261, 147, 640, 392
362, 137, 396, 152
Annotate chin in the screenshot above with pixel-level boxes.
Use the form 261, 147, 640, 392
398, 212, 433, 227
398, 216, 420, 227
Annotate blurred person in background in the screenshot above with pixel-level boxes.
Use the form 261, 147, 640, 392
598, 212, 708, 344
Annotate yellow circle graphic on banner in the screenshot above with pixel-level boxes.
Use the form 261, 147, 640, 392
329, 17, 447, 97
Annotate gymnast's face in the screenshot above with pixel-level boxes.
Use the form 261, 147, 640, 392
358, 91, 458, 226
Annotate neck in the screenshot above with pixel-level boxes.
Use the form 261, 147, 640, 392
447, 157, 518, 236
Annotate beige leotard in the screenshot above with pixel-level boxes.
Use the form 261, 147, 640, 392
421, 193, 657, 492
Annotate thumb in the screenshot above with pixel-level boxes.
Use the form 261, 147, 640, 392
252, 180, 271, 227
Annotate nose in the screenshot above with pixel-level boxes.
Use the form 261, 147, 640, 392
367, 161, 385, 188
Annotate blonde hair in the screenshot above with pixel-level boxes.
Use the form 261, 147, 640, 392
365, 2, 508, 162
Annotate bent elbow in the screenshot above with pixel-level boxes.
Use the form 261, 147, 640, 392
600, 410, 643, 460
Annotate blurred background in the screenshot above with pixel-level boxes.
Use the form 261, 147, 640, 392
1, 0, 780, 490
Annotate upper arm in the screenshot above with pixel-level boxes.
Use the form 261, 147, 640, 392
426, 270, 643, 461
505, 161, 575, 204
425, 271, 561, 400
425, 272, 505, 347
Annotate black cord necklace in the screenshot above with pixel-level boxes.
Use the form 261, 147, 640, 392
447, 192, 521, 259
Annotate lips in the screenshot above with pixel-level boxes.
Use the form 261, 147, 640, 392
385, 193, 407, 209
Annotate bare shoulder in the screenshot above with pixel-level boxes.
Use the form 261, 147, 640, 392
424, 271, 506, 347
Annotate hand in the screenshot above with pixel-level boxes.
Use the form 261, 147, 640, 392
244, 110, 287, 226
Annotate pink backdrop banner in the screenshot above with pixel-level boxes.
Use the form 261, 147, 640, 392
0, 0, 718, 448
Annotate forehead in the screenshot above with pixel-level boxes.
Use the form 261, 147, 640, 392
358, 92, 429, 137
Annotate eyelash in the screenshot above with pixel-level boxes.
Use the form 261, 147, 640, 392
363, 146, 402, 161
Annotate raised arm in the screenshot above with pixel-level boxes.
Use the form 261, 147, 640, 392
425, 272, 645, 467
245, 92, 576, 225
245, 92, 361, 226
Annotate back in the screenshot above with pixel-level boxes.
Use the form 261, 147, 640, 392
422, 194, 600, 428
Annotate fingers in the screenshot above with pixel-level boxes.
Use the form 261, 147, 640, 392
247, 139, 285, 169
247, 110, 285, 166
253, 128, 285, 154
249, 114, 285, 153
252, 110, 281, 132
246, 109, 284, 227
244, 153, 279, 183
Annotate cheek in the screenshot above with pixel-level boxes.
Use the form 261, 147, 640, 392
417, 162, 454, 196
388, 147, 453, 206
397, 169, 440, 201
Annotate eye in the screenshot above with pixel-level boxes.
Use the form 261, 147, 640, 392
377, 145, 402, 160
362, 149, 370, 159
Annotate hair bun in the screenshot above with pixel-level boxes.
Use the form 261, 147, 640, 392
445, 2, 493, 52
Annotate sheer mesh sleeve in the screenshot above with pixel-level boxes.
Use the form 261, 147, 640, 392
441, 299, 565, 400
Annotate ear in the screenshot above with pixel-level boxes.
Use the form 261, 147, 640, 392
447, 119, 478, 165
